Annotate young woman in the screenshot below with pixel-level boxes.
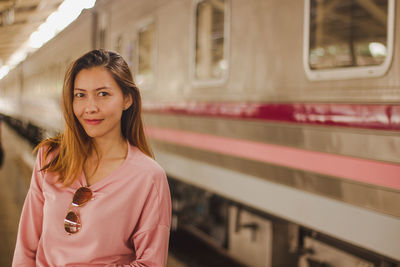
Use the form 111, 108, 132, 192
12, 49, 171, 266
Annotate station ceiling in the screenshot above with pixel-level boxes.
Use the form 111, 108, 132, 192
0, 0, 63, 67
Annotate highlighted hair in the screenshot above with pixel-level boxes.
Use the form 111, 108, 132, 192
36, 49, 153, 186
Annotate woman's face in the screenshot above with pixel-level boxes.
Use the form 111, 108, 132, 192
73, 67, 132, 140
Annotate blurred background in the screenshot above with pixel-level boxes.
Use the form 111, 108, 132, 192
0, 0, 399, 266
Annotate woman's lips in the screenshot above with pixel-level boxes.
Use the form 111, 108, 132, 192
84, 119, 103, 125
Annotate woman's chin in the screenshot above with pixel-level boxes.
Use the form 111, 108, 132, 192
83, 130, 102, 139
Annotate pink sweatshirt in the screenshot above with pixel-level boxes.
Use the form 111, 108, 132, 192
12, 143, 171, 267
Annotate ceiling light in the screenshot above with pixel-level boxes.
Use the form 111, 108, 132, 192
0, 0, 96, 80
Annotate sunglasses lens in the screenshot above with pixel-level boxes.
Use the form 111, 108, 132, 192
64, 211, 81, 234
72, 187, 93, 206
65, 187, 92, 234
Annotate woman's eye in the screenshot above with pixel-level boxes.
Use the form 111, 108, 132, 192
98, 92, 109, 97
74, 93, 84, 98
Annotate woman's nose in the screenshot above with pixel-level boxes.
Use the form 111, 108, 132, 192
84, 97, 99, 114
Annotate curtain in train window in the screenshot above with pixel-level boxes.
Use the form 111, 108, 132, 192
137, 22, 155, 87
195, 0, 227, 80
309, 0, 388, 70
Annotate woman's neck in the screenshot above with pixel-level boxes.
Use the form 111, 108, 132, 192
91, 136, 128, 161
84, 136, 128, 185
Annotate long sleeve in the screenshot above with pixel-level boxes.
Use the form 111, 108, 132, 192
127, 225, 170, 267
112, 169, 171, 267
12, 148, 45, 266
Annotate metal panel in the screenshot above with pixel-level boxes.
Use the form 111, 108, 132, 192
154, 149, 400, 261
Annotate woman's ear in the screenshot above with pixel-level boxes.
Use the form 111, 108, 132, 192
123, 94, 133, 110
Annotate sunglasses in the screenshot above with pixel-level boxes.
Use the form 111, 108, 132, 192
64, 187, 93, 234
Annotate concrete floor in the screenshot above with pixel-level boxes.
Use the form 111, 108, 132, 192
0, 123, 32, 267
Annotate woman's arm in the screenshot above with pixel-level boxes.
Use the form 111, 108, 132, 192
121, 169, 171, 267
127, 224, 171, 267
12, 148, 45, 266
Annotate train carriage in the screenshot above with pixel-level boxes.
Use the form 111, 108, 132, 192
0, 0, 399, 266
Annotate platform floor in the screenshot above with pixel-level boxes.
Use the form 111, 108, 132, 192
0, 123, 32, 267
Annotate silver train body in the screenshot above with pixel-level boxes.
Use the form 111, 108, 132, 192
1, 0, 399, 266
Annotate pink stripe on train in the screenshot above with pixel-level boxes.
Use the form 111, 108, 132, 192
146, 126, 400, 190
143, 102, 400, 131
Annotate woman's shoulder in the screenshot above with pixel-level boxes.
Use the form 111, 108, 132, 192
35, 138, 61, 164
128, 145, 166, 180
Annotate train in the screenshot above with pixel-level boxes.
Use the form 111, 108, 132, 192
1, 0, 399, 266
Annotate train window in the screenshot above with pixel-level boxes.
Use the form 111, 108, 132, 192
191, 0, 229, 86
136, 20, 156, 89
303, 0, 394, 80
114, 34, 123, 54
97, 12, 109, 49
127, 39, 134, 68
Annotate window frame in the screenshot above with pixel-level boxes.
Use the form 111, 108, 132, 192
190, 0, 231, 87
135, 17, 157, 90
97, 11, 110, 49
303, 0, 395, 81
113, 33, 124, 54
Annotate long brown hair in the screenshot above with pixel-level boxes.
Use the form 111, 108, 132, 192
36, 49, 153, 186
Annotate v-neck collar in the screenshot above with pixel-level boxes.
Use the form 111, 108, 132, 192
79, 140, 133, 191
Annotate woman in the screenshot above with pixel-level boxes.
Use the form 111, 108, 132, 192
12, 49, 171, 266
